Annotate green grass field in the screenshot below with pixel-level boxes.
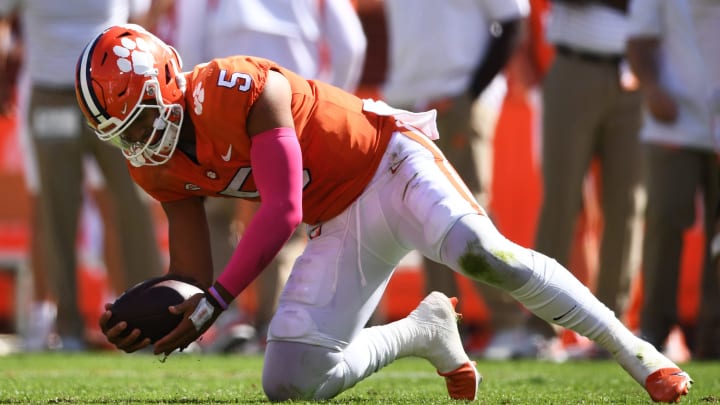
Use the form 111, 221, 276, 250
1, 353, 718, 404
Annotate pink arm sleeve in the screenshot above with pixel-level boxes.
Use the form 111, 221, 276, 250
216, 127, 303, 297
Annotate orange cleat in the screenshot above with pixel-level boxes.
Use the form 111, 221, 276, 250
438, 361, 482, 400
644, 367, 693, 403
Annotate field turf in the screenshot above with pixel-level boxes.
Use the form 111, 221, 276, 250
1, 353, 719, 404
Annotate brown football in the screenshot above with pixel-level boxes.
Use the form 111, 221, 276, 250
106, 276, 203, 343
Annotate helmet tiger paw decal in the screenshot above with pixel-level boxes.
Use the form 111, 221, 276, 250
113, 37, 156, 75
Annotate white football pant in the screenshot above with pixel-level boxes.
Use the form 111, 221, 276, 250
262, 130, 675, 400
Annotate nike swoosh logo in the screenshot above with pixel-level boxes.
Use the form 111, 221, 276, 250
553, 305, 577, 321
390, 155, 409, 174
221, 145, 233, 161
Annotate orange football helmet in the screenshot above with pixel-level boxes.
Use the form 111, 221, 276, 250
75, 24, 186, 166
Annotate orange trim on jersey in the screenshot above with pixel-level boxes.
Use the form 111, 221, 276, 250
399, 128, 484, 214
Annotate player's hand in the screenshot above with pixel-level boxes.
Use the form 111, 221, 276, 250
98, 303, 151, 353
153, 293, 220, 356
644, 85, 678, 123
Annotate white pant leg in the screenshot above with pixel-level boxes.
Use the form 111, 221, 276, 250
267, 130, 480, 348
388, 131, 677, 387
263, 131, 481, 399
264, 130, 680, 400
266, 203, 405, 349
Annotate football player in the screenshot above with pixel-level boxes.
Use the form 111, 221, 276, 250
76, 24, 691, 403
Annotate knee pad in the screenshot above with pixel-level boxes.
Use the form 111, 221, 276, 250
267, 306, 315, 341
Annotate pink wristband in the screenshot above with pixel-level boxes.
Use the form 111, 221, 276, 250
208, 286, 229, 310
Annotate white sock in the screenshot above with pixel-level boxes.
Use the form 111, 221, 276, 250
511, 251, 676, 385
343, 295, 469, 378
509, 252, 625, 346
442, 214, 677, 386
344, 320, 415, 379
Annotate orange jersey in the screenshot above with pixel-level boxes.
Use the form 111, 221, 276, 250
129, 56, 395, 225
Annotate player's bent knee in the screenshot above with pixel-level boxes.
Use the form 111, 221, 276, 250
263, 343, 314, 401
263, 379, 342, 402
263, 341, 345, 401
263, 380, 308, 402
442, 214, 533, 290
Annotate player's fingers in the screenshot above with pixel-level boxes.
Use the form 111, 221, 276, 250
168, 304, 184, 315
113, 327, 141, 348
168, 293, 202, 315
114, 328, 150, 353
157, 332, 194, 356
154, 294, 205, 355
163, 335, 193, 357
154, 338, 182, 356
153, 324, 188, 355
98, 310, 113, 331
154, 318, 199, 355
124, 337, 151, 353
104, 320, 127, 338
